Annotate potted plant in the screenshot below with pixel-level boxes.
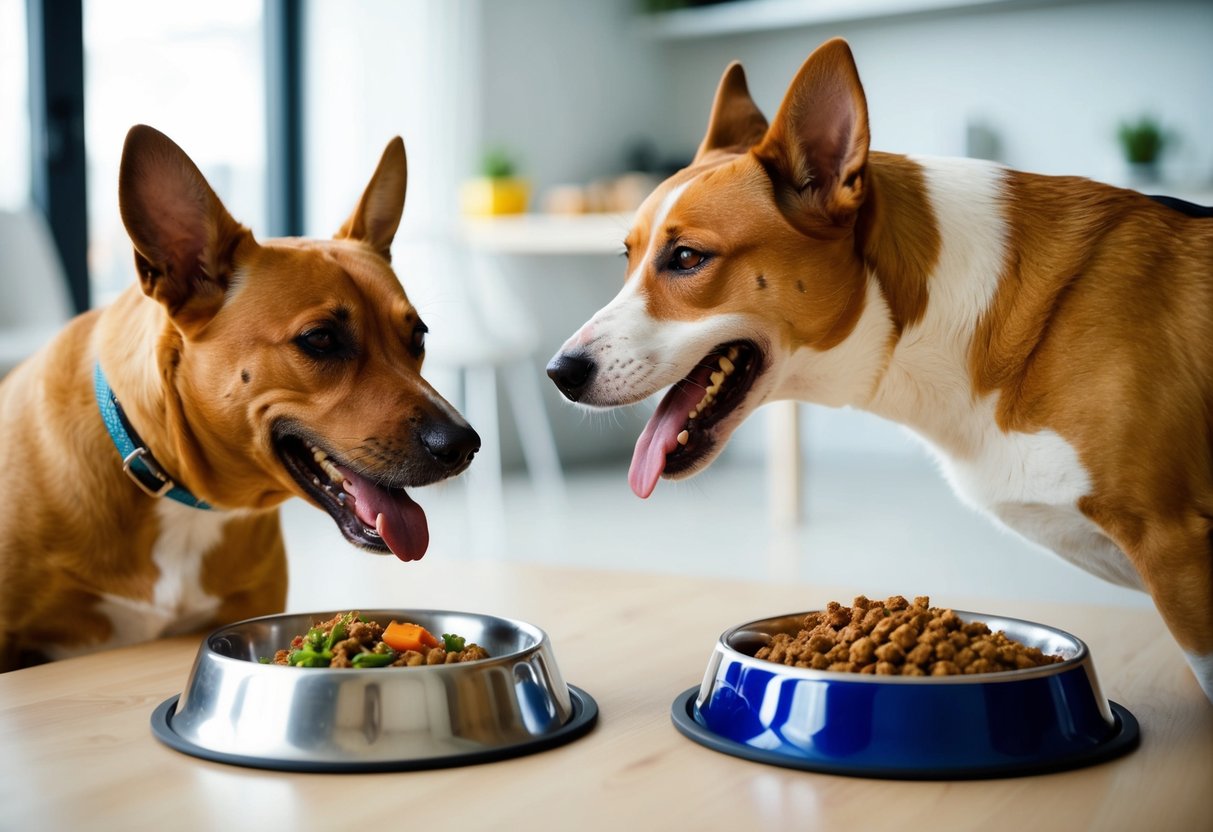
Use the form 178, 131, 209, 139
1117, 115, 1168, 185
460, 147, 530, 216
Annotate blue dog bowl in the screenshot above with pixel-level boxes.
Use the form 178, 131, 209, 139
671, 611, 1139, 779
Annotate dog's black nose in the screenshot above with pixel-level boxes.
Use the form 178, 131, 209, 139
420, 422, 481, 470
546, 352, 595, 402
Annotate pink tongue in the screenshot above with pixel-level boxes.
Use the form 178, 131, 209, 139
338, 467, 429, 562
628, 366, 713, 499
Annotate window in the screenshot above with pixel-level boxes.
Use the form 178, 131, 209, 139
83, 1, 267, 306
0, 0, 30, 211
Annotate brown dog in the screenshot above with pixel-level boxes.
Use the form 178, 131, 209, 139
548, 39, 1213, 702
0, 126, 479, 669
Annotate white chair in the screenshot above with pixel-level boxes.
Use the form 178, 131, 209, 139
0, 208, 75, 378
407, 235, 565, 556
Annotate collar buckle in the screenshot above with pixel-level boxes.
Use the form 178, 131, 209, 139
121, 447, 175, 499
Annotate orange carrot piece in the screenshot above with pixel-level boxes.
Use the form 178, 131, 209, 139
382, 621, 440, 653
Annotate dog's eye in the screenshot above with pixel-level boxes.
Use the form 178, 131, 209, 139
410, 321, 428, 357
670, 247, 706, 272
297, 327, 339, 356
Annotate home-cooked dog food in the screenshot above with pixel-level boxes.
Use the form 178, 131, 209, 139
264, 612, 489, 668
754, 595, 1063, 675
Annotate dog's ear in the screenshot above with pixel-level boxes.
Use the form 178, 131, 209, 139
694, 62, 769, 161
119, 125, 248, 328
753, 38, 870, 225
336, 137, 406, 262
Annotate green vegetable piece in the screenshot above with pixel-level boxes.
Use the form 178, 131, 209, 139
352, 651, 395, 668
291, 649, 333, 668
442, 633, 465, 653
325, 617, 349, 651
306, 627, 325, 651
373, 641, 392, 655
258, 656, 271, 664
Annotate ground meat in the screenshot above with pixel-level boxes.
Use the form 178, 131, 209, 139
266, 612, 489, 669
753, 595, 1063, 676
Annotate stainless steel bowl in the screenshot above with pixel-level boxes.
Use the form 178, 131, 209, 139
672, 610, 1139, 779
152, 609, 597, 772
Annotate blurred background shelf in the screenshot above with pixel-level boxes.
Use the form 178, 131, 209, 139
462, 213, 633, 255
636, 0, 1090, 40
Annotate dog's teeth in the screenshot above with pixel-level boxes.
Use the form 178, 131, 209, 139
710, 370, 724, 387
374, 513, 385, 538
689, 409, 699, 420
319, 458, 343, 482
727, 346, 739, 361
719, 356, 734, 375
312, 477, 321, 487
677, 430, 689, 446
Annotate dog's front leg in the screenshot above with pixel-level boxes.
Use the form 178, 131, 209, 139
1111, 512, 1213, 704
209, 512, 289, 627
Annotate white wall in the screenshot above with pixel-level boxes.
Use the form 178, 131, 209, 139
657, 0, 1213, 187
477, 0, 669, 198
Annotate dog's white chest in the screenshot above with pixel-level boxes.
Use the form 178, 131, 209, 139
46, 502, 227, 660
927, 422, 1143, 589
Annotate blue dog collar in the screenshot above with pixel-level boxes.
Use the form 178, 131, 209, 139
93, 362, 212, 510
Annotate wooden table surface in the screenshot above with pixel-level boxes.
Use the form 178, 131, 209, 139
1, 560, 1209, 832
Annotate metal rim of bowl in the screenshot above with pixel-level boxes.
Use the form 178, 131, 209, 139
203, 608, 547, 673
715, 609, 1090, 685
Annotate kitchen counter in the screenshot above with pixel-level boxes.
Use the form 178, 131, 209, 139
1, 560, 1208, 831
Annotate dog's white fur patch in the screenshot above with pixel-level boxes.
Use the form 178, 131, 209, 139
866, 157, 1142, 589
44, 501, 226, 660
1186, 651, 1213, 702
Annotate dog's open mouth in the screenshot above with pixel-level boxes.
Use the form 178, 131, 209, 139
629, 340, 762, 498
273, 430, 428, 562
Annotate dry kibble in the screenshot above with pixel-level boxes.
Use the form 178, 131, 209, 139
825, 601, 850, 627
871, 617, 897, 644
890, 624, 918, 650
808, 633, 835, 653
906, 642, 933, 665
849, 636, 876, 664
754, 596, 1063, 676
874, 642, 905, 664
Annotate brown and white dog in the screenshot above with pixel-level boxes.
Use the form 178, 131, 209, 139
547, 39, 1213, 703
0, 126, 479, 669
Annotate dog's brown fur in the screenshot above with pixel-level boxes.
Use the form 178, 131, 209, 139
0, 126, 477, 668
